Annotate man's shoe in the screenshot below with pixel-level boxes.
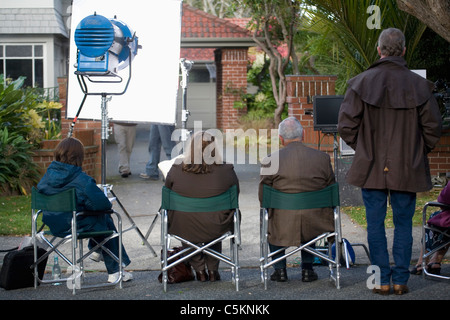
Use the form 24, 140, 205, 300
302, 269, 318, 282
393, 284, 409, 295
372, 284, 391, 295
270, 268, 288, 282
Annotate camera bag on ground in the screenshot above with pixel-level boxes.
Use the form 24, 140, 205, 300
0, 245, 48, 290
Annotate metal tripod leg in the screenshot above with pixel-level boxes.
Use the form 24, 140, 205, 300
109, 188, 157, 257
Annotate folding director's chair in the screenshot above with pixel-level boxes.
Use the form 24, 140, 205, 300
260, 183, 342, 289
160, 184, 241, 292
31, 187, 124, 294
421, 201, 450, 280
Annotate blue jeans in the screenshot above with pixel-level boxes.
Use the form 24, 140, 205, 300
362, 188, 416, 286
269, 243, 315, 270
145, 125, 175, 178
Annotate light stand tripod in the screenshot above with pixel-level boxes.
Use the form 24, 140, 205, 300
180, 58, 194, 146
70, 61, 157, 257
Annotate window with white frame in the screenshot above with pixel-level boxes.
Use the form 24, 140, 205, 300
0, 44, 44, 87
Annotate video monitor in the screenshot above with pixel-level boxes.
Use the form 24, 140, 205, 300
313, 95, 344, 133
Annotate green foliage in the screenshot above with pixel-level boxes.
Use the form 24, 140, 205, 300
0, 74, 62, 195
0, 75, 41, 143
240, 54, 289, 124
0, 127, 40, 195
302, 0, 427, 93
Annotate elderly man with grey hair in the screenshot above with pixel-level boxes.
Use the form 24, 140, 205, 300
259, 117, 336, 283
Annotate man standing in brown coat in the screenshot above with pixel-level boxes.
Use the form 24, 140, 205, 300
338, 28, 442, 295
259, 117, 335, 282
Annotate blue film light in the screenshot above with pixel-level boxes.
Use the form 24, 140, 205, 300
74, 13, 140, 75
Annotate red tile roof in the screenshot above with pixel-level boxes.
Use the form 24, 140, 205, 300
181, 4, 251, 39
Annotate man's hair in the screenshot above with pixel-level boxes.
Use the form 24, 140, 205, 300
278, 117, 303, 140
378, 28, 405, 57
54, 137, 85, 167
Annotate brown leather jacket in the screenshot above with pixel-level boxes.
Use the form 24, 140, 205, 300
338, 56, 442, 193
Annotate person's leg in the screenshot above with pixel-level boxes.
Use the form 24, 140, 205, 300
143, 125, 161, 179
390, 190, 416, 286
301, 245, 318, 282
362, 188, 391, 286
88, 215, 131, 274
205, 242, 222, 281
124, 125, 136, 170
114, 125, 131, 176
269, 243, 287, 281
158, 125, 175, 160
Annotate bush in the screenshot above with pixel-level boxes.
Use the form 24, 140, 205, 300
0, 127, 40, 195
0, 75, 62, 195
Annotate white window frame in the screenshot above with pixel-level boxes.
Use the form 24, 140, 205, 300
0, 43, 45, 87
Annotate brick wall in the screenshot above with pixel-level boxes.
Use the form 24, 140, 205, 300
215, 48, 248, 130
428, 132, 450, 178
287, 75, 338, 154
286, 74, 449, 178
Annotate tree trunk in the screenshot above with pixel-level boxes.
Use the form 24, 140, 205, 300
397, 0, 450, 42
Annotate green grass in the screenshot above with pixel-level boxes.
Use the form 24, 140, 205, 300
0, 194, 34, 235
341, 189, 441, 228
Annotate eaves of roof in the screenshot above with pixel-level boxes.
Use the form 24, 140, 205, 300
181, 4, 255, 48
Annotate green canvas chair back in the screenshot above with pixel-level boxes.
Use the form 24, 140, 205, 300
161, 184, 238, 212
261, 183, 339, 210
31, 187, 77, 212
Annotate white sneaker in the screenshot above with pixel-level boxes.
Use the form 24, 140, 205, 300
89, 251, 103, 262
108, 271, 133, 283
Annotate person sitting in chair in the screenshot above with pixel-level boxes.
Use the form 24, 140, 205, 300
37, 137, 133, 283
164, 131, 240, 282
259, 117, 335, 282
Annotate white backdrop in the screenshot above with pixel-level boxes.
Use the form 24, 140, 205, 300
67, 0, 182, 124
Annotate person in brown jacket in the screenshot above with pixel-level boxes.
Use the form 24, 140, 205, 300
338, 28, 442, 295
165, 131, 240, 282
259, 117, 335, 282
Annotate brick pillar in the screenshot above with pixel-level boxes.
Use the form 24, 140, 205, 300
215, 48, 248, 130
286, 75, 338, 156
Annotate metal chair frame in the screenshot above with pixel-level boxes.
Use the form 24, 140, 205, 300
260, 183, 342, 289
159, 185, 241, 292
421, 201, 450, 281
31, 187, 123, 294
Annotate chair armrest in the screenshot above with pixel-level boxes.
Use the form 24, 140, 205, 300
424, 201, 450, 211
